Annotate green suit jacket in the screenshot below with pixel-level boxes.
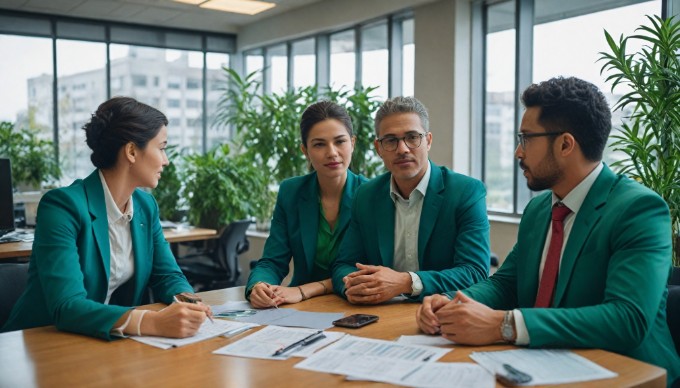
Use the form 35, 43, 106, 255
456, 165, 680, 383
332, 161, 490, 300
2, 170, 193, 340
246, 170, 366, 293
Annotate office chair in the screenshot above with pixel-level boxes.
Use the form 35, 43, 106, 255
668, 266, 680, 355
178, 220, 251, 292
0, 262, 29, 327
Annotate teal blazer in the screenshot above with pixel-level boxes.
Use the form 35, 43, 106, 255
332, 161, 490, 300
456, 165, 680, 383
246, 170, 366, 293
2, 170, 193, 340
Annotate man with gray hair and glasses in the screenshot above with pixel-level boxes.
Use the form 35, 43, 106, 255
331, 96, 490, 304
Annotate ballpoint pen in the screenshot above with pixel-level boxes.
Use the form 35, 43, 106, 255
271, 330, 326, 357
173, 295, 215, 324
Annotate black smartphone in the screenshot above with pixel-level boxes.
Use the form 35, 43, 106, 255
332, 314, 379, 328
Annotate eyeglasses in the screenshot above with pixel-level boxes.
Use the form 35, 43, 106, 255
377, 133, 426, 152
516, 131, 565, 150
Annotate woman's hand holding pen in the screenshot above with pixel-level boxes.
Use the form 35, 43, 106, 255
250, 282, 285, 308
141, 302, 211, 338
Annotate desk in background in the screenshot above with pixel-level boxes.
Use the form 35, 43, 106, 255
0, 287, 666, 387
0, 227, 217, 261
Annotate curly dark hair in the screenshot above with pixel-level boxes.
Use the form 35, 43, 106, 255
83, 96, 168, 169
521, 77, 611, 161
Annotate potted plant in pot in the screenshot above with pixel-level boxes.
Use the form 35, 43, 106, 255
600, 15, 680, 266
183, 143, 268, 231
0, 121, 60, 226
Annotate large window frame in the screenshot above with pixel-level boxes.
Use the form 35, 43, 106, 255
240, 12, 414, 98
0, 10, 235, 173
473, 0, 671, 217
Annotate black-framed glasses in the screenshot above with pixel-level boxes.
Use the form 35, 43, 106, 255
377, 132, 426, 152
516, 131, 565, 150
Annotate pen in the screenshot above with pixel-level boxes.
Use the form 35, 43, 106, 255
271, 330, 326, 357
495, 363, 533, 386
173, 295, 215, 324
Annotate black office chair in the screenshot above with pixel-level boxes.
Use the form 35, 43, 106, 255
178, 220, 251, 292
0, 262, 29, 327
667, 266, 680, 357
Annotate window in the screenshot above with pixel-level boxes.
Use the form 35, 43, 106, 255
206, 52, 230, 150
56, 39, 106, 182
330, 29, 356, 90
168, 99, 181, 108
361, 23, 388, 100
186, 78, 200, 89
481, 0, 663, 215
267, 44, 288, 93
132, 75, 147, 87
292, 38, 315, 88
402, 18, 415, 97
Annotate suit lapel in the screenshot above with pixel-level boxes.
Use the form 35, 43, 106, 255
377, 176, 395, 267
335, 171, 357, 235
129, 192, 147, 300
553, 166, 615, 306
83, 170, 111, 282
418, 161, 443, 263
299, 173, 320, 273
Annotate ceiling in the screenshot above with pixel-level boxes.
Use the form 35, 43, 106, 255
0, 0, 325, 34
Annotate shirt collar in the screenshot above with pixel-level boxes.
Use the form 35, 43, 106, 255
390, 161, 431, 203
98, 170, 134, 223
552, 162, 603, 213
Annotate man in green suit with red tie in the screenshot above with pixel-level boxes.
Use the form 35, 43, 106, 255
332, 96, 490, 304
416, 77, 680, 385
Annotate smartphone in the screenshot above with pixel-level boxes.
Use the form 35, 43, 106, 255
332, 314, 379, 328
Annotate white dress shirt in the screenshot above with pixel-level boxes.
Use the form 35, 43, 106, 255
390, 162, 431, 296
99, 171, 135, 305
514, 162, 603, 344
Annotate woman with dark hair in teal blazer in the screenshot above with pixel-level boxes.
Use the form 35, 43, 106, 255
2, 97, 211, 340
246, 101, 367, 308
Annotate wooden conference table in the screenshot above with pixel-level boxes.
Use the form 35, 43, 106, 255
0, 227, 217, 260
0, 287, 667, 387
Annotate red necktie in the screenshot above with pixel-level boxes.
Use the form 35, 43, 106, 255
534, 204, 572, 308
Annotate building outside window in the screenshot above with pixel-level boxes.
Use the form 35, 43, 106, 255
482, 0, 662, 215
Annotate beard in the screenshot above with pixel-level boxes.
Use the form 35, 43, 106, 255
520, 148, 562, 192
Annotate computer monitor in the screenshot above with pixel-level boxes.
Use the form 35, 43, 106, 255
0, 158, 15, 236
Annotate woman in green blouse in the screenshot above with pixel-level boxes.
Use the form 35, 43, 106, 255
246, 101, 366, 308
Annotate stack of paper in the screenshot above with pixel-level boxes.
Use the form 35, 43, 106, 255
470, 349, 618, 385
130, 319, 258, 349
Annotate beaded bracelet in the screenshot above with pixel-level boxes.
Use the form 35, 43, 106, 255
298, 286, 308, 301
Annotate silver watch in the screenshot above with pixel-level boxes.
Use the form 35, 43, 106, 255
501, 310, 515, 343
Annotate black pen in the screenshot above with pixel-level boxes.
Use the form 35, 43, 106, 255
271, 331, 326, 357
496, 363, 533, 386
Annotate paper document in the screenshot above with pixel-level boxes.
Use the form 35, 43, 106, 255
235, 308, 344, 330
295, 335, 487, 387
211, 301, 253, 314
396, 334, 455, 347
130, 319, 257, 349
213, 325, 342, 360
470, 349, 618, 385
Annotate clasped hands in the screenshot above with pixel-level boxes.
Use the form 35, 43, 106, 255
250, 282, 304, 308
416, 291, 506, 345
342, 263, 412, 304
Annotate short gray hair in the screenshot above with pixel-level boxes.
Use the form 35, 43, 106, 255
374, 96, 429, 137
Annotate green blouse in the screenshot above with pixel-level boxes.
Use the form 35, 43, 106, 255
311, 199, 344, 281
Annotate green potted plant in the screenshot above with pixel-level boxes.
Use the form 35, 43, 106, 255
153, 145, 186, 222
183, 143, 267, 231
600, 15, 680, 266
0, 121, 60, 190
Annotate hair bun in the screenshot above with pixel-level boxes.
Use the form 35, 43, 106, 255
84, 109, 113, 151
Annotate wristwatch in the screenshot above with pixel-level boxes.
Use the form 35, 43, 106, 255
501, 310, 516, 343
408, 272, 423, 296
